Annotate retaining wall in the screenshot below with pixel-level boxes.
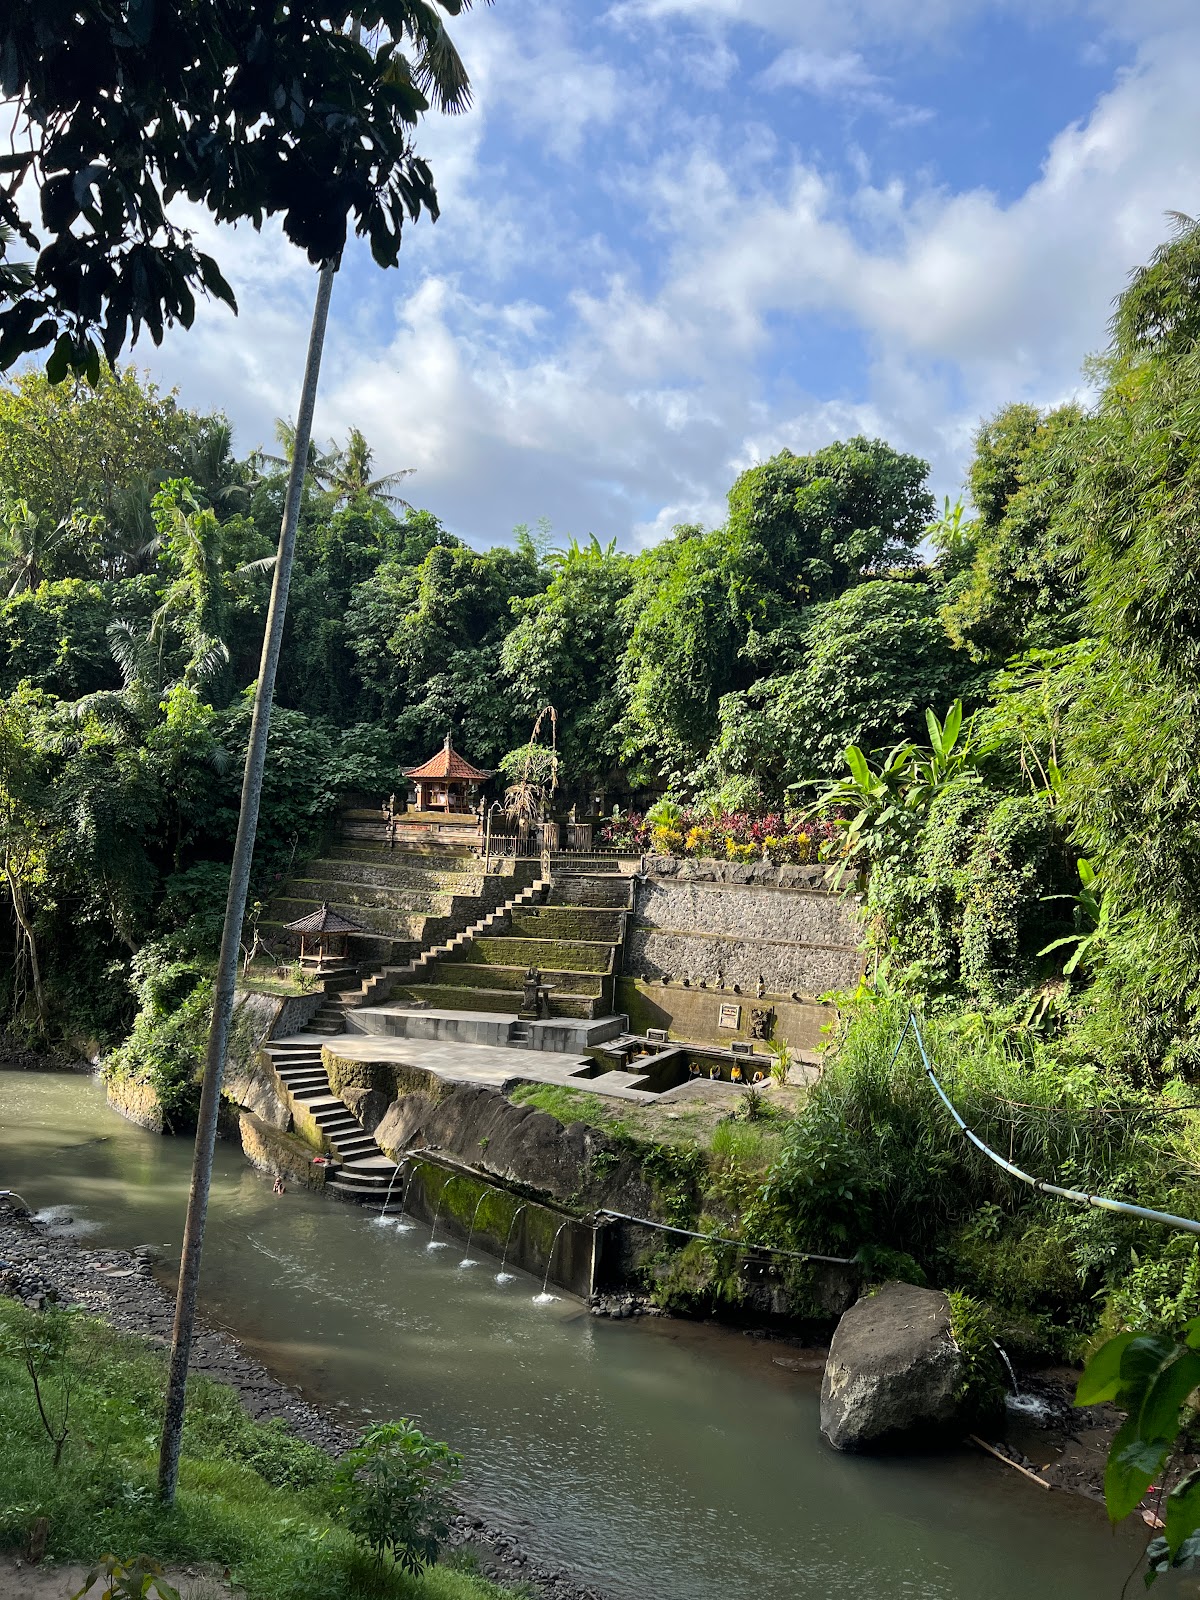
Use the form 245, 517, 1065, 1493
625, 857, 864, 1002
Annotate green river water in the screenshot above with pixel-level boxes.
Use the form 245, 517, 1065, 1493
0, 1069, 1184, 1600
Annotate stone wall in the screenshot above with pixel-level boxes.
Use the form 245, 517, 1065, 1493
324, 1051, 662, 1220
105, 1075, 164, 1132
624, 857, 864, 1001
238, 1111, 328, 1189
616, 979, 833, 1053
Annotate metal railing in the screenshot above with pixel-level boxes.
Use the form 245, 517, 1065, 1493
480, 809, 618, 868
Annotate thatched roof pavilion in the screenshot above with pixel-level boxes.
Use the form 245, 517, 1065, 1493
284, 902, 362, 967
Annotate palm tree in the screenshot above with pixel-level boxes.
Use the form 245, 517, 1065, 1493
149, 484, 273, 687
0, 499, 77, 596
255, 416, 343, 490
328, 426, 415, 507
158, 0, 492, 1506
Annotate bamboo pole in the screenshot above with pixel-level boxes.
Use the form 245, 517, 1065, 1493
967, 1434, 1052, 1489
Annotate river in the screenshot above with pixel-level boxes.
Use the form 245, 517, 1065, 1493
0, 1069, 1179, 1600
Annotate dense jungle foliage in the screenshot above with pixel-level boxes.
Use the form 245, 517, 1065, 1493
5, 221, 1200, 1348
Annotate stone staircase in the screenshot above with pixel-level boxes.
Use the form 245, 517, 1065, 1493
264, 1037, 398, 1202
382, 872, 633, 1021
264, 832, 538, 966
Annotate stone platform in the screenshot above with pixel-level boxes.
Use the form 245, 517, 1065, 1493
344, 1003, 624, 1052
294, 1026, 744, 1107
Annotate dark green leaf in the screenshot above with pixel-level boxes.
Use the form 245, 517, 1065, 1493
1166, 1469, 1200, 1559
1105, 1417, 1171, 1523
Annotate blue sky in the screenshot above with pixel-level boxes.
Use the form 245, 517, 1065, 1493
149, 0, 1200, 550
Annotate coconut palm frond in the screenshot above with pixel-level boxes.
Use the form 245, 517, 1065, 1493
237, 555, 277, 576
399, 0, 475, 113
186, 637, 231, 688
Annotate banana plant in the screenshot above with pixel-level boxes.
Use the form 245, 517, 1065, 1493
804, 701, 979, 882
1077, 1319, 1200, 1584
1038, 857, 1110, 976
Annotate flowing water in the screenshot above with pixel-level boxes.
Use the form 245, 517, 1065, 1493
0, 1071, 1182, 1600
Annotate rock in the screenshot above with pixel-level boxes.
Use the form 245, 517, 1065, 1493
342, 1086, 389, 1132
820, 1282, 967, 1451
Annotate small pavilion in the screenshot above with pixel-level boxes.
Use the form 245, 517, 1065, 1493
404, 735, 493, 814
284, 902, 362, 970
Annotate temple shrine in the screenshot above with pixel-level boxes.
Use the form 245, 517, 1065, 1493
404, 734, 492, 814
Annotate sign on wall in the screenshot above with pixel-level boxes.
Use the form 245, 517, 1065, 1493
717, 1003, 741, 1031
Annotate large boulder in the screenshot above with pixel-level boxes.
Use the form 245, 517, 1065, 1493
821, 1282, 972, 1451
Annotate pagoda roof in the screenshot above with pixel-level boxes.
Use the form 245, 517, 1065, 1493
404, 734, 492, 782
283, 902, 362, 935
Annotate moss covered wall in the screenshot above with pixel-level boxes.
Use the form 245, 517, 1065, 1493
616, 977, 833, 1052
105, 1075, 164, 1133
394, 1158, 594, 1296
239, 1112, 328, 1189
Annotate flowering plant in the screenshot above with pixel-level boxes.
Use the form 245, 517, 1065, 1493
597, 807, 843, 864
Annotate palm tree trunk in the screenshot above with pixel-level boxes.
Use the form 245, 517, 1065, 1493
156, 259, 337, 1504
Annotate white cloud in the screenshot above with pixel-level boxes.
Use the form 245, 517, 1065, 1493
760, 49, 881, 95
138, 11, 1200, 554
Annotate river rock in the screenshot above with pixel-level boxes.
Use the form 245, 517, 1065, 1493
820, 1282, 966, 1451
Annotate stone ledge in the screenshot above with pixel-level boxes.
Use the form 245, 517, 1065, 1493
640, 854, 854, 892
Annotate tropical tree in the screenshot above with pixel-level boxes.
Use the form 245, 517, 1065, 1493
328, 427, 415, 508
0, 499, 75, 595
1, 0, 483, 376
501, 533, 632, 787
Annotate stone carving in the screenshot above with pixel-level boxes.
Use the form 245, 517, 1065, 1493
749, 1007, 773, 1040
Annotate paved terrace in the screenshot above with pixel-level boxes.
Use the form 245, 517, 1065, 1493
284, 1011, 767, 1106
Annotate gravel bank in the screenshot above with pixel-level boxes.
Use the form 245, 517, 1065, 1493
0, 1197, 605, 1600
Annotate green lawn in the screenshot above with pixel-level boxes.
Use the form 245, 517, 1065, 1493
0, 1300, 514, 1600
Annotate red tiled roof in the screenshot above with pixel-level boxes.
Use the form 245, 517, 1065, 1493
404, 735, 492, 782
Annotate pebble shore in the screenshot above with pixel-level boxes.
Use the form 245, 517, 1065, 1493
0, 1198, 606, 1600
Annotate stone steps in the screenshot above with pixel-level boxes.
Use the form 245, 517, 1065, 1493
507, 907, 626, 942
424, 959, 607, 998
301, 856, 487, 893
388, 981, 602, 1020
466, 936, 615, 974
286, 877, 460, 914
267, 894, 444, 939
548, 876, 633, 909
327, 839, 477, 867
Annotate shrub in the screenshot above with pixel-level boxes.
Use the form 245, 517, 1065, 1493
332, 1421, 461, 1575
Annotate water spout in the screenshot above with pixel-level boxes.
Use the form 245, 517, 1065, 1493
460, 1191, 487, 1267
534, 1220, 570, 1302
427, 1173, 457, 1250
375, 1157, 409, 1225
496, 1204, 526, 1283
993, 1339, 1020, 1396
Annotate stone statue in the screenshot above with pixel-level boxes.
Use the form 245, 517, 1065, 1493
521, 966, 543, 1019
749, 1007, 773, 1041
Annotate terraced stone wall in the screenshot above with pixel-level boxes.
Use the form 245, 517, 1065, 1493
624, 857, 864, 1007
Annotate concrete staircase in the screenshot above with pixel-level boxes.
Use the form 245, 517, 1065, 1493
264, 1037, 398, 1202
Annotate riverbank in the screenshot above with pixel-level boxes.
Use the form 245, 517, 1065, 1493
0, 1198, 603, 1600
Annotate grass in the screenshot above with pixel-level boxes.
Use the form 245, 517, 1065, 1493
507, 1078, 797, 1153
0, 1300, 513, 1600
